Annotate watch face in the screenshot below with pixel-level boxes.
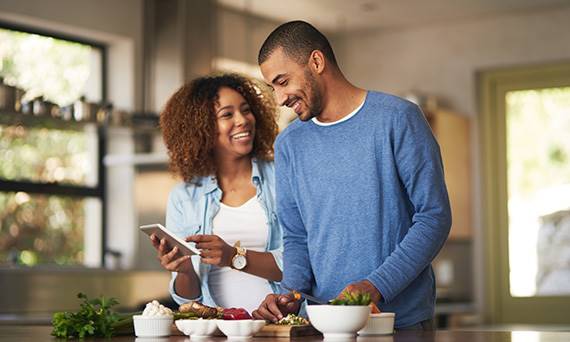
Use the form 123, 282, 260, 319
232, 255, 247, 270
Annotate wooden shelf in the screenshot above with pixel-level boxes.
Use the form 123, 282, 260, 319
425, 109, 473, 240
0, 109, 95, 131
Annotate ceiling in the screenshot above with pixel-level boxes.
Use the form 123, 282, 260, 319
217, 0, 570, 32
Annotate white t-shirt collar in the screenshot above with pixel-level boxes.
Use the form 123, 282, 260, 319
311, 93, 367, 126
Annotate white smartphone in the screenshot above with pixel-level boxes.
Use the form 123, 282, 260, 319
140, 223, 200, 256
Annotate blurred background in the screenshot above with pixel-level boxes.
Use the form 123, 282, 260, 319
0, 0, 569, 329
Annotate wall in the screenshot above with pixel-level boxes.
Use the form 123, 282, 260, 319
337, 6, 570, 116
216, 6, 282, 67
336, 4, 570, 320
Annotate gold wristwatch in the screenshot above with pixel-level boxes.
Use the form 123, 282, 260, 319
231, 240, 247, 270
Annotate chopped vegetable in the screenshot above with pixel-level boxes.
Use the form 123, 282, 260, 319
173, 311, 200, 320
276, 314, 309, 326
51, 293, 138, 338
329, 291, 372, 306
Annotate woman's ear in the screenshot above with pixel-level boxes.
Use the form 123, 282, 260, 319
309, 50, 326, 75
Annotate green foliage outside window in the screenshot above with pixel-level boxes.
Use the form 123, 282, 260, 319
0, 28, 92, 106
506, 87, 570, 199
0, 28, 99, 266
0, 125, 93, 185
0, 192, 85, 266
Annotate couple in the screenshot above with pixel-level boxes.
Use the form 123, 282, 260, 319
152, 21, 451, 330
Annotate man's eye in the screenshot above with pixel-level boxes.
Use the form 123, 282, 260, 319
279, 80, 288, 86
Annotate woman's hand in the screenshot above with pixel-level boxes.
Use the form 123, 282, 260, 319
187, 234, 235, 267
150, 234, 193, 273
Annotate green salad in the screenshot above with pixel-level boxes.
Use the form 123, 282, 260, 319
329, 291, 371, 306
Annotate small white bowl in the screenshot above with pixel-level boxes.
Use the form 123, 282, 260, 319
175, 318, 220, 338
358, 313, 396, 336
216, 319, 266, 339
133, 315, 173, 337
306, 305, 370, 339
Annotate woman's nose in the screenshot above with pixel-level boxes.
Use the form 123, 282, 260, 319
234, 111, 247, 126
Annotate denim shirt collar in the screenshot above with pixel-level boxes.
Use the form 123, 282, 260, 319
202, 157, 263, 195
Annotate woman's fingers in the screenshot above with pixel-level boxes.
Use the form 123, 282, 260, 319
150, 234, 160, 249
194, 241, 222, 250
199, 249, 222, 258
166, 246, 179, 259
157, 245, 178, 266
164, 255, 190, 271
157, 238, 169, 255
199, 249, 223, 265
187, 234, 217, 243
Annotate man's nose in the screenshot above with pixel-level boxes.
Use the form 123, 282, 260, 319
275, 89, 288, 107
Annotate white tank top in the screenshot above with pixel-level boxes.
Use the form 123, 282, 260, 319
208, 196, 273, 313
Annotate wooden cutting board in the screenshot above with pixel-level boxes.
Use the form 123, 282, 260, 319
255, 324, 322, 338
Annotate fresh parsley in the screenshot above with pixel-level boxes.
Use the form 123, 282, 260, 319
51, 293, 135, 338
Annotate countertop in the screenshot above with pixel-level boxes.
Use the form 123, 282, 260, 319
2, 326, 570, 342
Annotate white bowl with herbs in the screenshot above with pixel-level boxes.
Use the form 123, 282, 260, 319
306, 292, 372, 339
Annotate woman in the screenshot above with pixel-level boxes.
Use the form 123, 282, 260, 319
153, 73, 282, 313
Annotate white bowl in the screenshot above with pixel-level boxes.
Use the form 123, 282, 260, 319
133, 315, 173, 337
175, 318, 220, 338
306, 305, 370, 339
215, 319, 266, 339
358, 313, 395, 336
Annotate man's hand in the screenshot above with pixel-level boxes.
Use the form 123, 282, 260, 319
252, 293, 300, 322
338, 280, 382, 304
187, 234, 235, 267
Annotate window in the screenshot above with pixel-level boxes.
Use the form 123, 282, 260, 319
0, 25, 106, 267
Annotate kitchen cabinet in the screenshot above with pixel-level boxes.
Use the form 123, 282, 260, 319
424, 109, 472, 240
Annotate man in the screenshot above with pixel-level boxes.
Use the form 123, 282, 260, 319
252, 20, 451, 330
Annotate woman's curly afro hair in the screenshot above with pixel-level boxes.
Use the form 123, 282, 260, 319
160, 73, 278, 182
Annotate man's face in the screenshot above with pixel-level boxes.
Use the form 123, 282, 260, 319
260, 48, 323, 121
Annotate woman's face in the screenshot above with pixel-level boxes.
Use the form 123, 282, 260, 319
213, 86, 256, 159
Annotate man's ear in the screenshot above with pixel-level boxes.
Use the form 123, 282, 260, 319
308, 50, 326, 75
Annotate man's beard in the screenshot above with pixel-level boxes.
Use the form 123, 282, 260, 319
302, 69, 323, 121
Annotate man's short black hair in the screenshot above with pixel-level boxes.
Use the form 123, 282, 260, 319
258, 20, 338, 67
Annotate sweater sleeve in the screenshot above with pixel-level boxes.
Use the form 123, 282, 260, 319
275, 138, 315, 293
366, 104, 452, 303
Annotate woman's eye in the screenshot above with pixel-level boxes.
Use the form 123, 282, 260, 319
220, 112, 232, 118
242, 107, 251, 114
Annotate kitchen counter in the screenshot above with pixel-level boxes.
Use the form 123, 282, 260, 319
2, 326, 570, 342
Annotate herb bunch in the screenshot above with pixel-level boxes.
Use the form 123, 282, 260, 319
51, 293, 134, 338
329, 291, 372, 306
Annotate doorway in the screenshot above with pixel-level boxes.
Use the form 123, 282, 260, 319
479, 62, 570, 324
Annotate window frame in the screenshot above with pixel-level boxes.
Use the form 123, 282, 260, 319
478, 61, 570, 324
0, 21, 109, 267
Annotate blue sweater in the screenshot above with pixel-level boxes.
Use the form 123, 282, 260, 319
274, 91, 451, 328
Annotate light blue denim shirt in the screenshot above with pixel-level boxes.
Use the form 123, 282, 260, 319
166, 158, 283, 307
